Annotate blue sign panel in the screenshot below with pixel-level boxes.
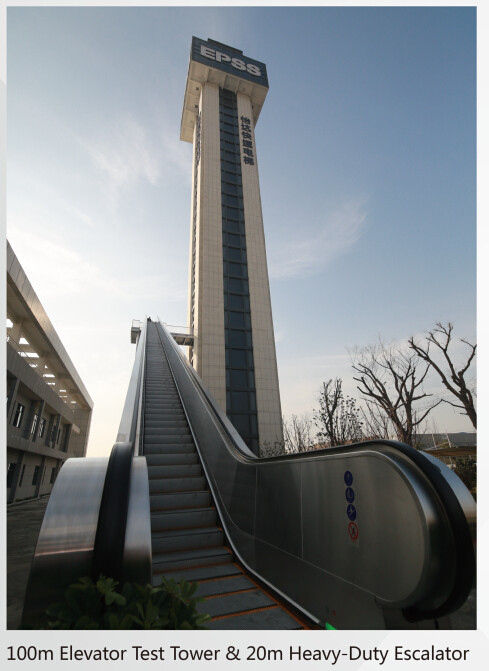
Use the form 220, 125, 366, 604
345, 487, 355, 503
191, 37, 269, 89
347, 504, 357, 521
344, 470, 353, 487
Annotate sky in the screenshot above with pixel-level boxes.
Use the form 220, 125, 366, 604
6, 4, 477, 458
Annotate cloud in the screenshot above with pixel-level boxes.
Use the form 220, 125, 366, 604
80, 117, 162, 204
7, 228, 187, 307
269, 200, 367, 279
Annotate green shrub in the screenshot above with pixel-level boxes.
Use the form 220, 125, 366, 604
43, 575, 211, 630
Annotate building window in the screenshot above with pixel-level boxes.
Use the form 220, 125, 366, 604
7, 462, 17, 487
19, 464, 26, 487
31, 413, 39, 435
50, 467, 57, 484
12, 403, 25, 428
50, 423, 57, 443
38, 418, 46, 438
32, 465, 40, 486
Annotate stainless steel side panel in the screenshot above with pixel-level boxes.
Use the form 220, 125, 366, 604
21, 457, 108, 627
157, 319, 473, 628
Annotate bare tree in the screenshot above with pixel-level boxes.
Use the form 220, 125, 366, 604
408, 322, 476, 429
283, 414, 314, 453
351, 341, 441, 447
313, 378, 363, 448
359, 401, 392, 441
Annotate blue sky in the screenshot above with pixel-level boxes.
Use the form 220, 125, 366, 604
6, 5, 477, 457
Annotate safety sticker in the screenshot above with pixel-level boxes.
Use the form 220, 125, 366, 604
347, 504, 357, 521
348, 522, 359, 541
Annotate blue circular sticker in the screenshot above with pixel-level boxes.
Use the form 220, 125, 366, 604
347, 504, 357, 521
345, 487, 355, 503
344, 470, 353, 487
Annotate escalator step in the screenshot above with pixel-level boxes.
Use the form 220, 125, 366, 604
144, 428, 192, 445
208, 607, 305, 630
200, 589, 275, 618
146, 453, 198, 467
149, 476, 206, 493
151, 507, 216, 531
195, 575, 255, 597
144, 444, 196, 455
152, 546, 232, 572
150, 490, 211, 510
151, 526, 223, 553
147, 464, 201, 478
157, 562, 242, 585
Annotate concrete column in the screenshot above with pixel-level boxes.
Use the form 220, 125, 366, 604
46, 414, 61, 448
6, 377, 20, 424
7, 452, 25, 504
23, 398, 40, 440
31, 400, 45, 444
34, 456, 46, 498
63, 423, 73, 452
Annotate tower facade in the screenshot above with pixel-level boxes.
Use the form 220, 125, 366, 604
181, 37, 283, 454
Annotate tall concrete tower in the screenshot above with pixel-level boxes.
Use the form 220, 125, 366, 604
181, 37, 283, 454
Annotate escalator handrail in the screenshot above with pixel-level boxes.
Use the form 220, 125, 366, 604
92, 318, 150, 582
91, 442, 134, 582
156, 318, 475, 622
116, 317, 148, 453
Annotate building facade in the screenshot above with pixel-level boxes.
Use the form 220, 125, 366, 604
6, 242, 93, 503
181, 37, 283, 454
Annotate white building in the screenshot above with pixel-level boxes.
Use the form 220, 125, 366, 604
6, 242, 93, 503
181, 38, 283, 454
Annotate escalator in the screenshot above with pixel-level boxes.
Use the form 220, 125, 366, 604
22, 317, 476, 630
143, 322, 307, 628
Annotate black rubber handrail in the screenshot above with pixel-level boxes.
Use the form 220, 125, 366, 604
91, 319, 150, 582
91, 442, 134, 582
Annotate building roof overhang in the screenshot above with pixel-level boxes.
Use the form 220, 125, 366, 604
180, 58, 269, 143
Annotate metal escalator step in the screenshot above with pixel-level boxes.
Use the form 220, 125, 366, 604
200, 589, 275, 618
144, 408, 187, 426
152, 546, 232, 572
155, 562, 242, 585
144, 428, 192, 444
144, 428, 191, 439
144, 405, 183, 412
150, 490, 211, 510
146, 453, 198, 467
151, 507, 216, 531
147, 464, 201, 478
145, 408, 186, 415
145, 420, 188, 429
195, 575, 255, 597
145, 397, 181, 403
151, 526, 223, 553
144, 443, 195, 455
149, 476, 206, 493
208, 607, 305, 630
